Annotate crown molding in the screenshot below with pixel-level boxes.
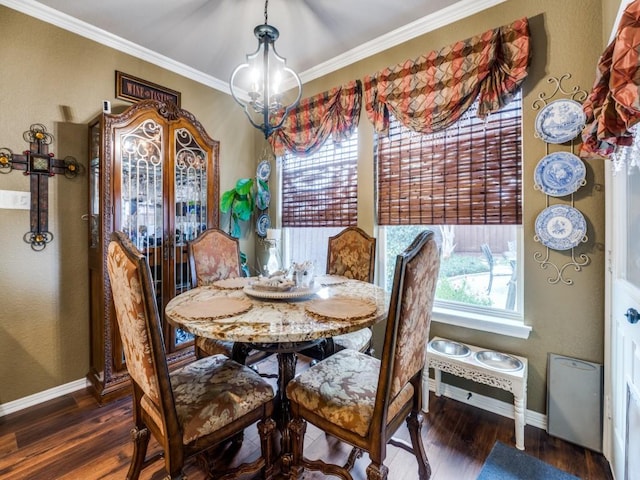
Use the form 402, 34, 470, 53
299, 0, 507, 83
0, 0, 230, 93
1, 0, 506, 94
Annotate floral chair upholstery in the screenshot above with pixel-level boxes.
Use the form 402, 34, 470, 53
107, 231, 276, 480
188, 228, 242, 360
303, 227, 377, 361
327, 226, 376, 283
286, 230, 440, 480
189, 228, 241, 288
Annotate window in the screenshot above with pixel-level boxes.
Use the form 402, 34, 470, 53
280, 131, 358, 268
376, 92, 526, 335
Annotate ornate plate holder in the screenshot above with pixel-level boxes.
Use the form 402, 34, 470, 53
532, 74, 591, 285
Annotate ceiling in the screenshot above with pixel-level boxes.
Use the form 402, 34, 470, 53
3, 0, 506, 94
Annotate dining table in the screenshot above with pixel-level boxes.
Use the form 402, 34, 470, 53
164, 274, 388, 452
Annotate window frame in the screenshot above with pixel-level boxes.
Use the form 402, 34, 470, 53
373, 91, 529, 339
376, 225, 529, 338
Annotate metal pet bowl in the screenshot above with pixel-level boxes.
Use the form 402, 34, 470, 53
429, 339, 471, 358
474, 350, 523, 372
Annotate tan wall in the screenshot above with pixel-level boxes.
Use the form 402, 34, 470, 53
603, 0, 624, 45
0, 0, 612, 415
301, 0, 606, 413
0, 6, 256, 403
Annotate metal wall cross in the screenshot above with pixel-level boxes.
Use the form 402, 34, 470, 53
0, 124, 79, 251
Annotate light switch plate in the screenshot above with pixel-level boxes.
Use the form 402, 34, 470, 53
0, 189, 30, 210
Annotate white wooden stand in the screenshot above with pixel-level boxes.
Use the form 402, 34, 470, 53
423, 336, 528, 450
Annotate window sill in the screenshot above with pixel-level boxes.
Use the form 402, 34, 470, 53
432, 306, 531, 339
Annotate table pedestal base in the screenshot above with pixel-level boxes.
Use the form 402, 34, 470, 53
240, 340, 322, 453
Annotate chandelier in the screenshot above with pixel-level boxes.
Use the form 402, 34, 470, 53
229, 0, 302, 138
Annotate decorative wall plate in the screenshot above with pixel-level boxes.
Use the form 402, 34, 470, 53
534, 151, 586, 197
256, 159, 271, 181
256, 212, 270, 237
255, 188, 270, 210
534, 205, 587, 250
535, 99, 586, 144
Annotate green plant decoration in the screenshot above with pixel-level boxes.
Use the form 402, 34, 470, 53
220, 177, 269, 238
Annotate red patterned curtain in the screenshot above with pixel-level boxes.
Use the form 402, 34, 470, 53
580, 0, 640, 159
269, 80, 362, 157
363, 17, 530, 135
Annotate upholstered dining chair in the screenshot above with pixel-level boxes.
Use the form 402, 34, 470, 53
302, 226, 377, 361
286, 230, 440, 480
188, 228, 270, 370
107, 231, 276, 480
188, 228, 243, 360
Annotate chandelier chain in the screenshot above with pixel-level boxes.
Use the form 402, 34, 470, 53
264, 0, 269, 25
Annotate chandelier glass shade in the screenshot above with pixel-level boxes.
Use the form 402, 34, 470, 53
229, 2, 302, 138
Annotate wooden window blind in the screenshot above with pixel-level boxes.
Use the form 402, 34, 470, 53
281, 132, 358, 227
376, 91, 522, 226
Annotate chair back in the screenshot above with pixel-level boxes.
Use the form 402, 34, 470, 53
378, 230, 440, 404
189, 228, 241, 287
106, 231, 171, 410
326, 226, 376, 283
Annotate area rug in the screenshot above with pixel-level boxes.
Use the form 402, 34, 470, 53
476, 441, 580, 480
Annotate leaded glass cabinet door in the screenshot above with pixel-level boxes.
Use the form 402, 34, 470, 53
111, 112, 168, 376
87, 100, 219, 404
170, 126, 212, 347
117, 116, 166, 308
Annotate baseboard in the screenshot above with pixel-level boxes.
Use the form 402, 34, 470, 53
0, 378, 88, 417
426, 377, 547, 430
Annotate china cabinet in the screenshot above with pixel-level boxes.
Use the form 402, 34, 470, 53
86, 100, 219, 403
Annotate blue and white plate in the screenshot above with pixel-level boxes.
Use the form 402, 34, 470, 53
256, 159, 271, 181
255, 188, 270, 210
534, 205, 587, 251
534, 151, 586, 197
535, 99, 586, 144
256, 213, 271, 237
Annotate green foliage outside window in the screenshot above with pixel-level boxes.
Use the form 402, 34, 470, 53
384, 226, 490, 307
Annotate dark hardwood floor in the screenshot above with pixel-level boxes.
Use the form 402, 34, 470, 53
0, 355, 613, 479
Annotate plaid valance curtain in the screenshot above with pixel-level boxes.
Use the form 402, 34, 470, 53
268, 80, 362, 157
363, 17, 530, 136
580, 0, 640, 159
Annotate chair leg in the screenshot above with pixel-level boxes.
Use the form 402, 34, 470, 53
406, 411, 432, 480
365, 462, 389, 480
126, 426, 150, 480
286, 417, 307, 479
258, 417, 277, 480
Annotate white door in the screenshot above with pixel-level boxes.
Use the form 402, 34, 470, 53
606, 158, 640, 480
